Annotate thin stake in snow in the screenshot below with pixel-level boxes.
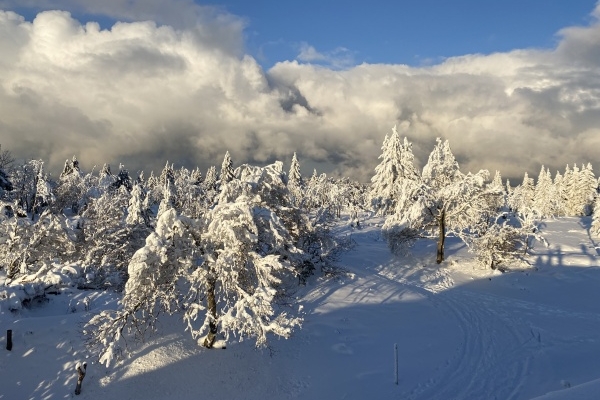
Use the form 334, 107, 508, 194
6, 329, 12, 351
74, 362, 87, 395
394, 343, 398, 385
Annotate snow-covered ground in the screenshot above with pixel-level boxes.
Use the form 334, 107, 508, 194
1, 216, 599, 399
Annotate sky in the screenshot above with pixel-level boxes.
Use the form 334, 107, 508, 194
0, 0, 599, 182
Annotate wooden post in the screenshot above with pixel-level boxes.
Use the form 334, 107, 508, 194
6, 330, 12, 351
394, 343, 398, 385
75, 362, 87, 395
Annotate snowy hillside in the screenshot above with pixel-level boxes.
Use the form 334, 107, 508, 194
1, 215, 600, 399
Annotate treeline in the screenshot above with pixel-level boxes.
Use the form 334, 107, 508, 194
0, 129, 599, 364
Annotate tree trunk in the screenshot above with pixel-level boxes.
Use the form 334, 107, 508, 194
436, 211, 446, 264
203, 277, 218, 349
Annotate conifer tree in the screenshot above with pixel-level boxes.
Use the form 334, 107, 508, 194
113, 164, 133, 192
508, 172, 535, 214
288, 152, 302, 186
55, 156, 84, 214
370, 126, 418, 215
98, 164, 116, 190
220, 151, 235, 185
33, 161, 54, 219
487, 170, 505, 211
288, 152, 304, 207
533, 166, 555, 218
383, 138, 497, 263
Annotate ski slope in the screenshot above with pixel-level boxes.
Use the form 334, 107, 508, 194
1, 216, 599, 399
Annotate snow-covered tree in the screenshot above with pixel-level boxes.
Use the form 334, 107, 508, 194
98, 164, 116, 190
508, 172, 535, 215
184, 193, 301, 349
126, 182, 151, 228
82, 184, 146, 289
220, 151, 235, 185
7, 160, 38, 215
85, 204, 197, 366
533, 166, 555, 218
113, 164, 133, 192
0, 165, 13, 199
592, 195, 600, 237
86, 162, 304, 365
1, 210, 75, 280
54, 156, 85, 214
573, 163, 596, 216
288, 152, 304, 207
204, 166, 218, 191
174, 166, 205, 218
288, 152, 302, 186
486, 170, 506, 212
470, 219, 526, 271
32, 162, 54, 219
370, 126, 418, 215
202, 165, 219, 207
383, 138, 498, 263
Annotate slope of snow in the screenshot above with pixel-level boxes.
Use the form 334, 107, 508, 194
1, 216, 599, 399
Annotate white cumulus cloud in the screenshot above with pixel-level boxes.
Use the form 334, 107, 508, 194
0, 4, 599, 183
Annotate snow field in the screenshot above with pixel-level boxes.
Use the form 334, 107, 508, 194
1, 216, 600, 399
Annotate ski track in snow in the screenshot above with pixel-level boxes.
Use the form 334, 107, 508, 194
364, 217, 600, 400
373, 263, 533, 400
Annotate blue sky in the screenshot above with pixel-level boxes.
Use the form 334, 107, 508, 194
0, 0, 599, 181
223, 0, 598, 67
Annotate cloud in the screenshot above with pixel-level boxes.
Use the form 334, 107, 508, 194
0, 0, 246, 55
296, 42, 356, 69
0, 5, 599, 184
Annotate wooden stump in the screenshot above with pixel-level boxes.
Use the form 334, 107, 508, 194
74, 362, 87, 395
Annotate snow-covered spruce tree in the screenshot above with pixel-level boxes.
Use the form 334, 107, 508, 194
533, 166, 556, 219
174, 166, 206, 218
288, 152, 302, 186
487, 170, 506, 212
32, 162, 54, 220
552, 170, 565, 216
126, 182, 152, 228
204, 166, 218, 191
508, 172, 535, 216
383, 138, 499, 264
220, 151, 235, 186
573, 163, 597, 216
370, 126, 418, 215
98, 164, 115, 190
305, 172, 329, 210
54, 156, 85, 214
202, 165, 219, 207
288, 152, 304, 207
113, 164, 133, 192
